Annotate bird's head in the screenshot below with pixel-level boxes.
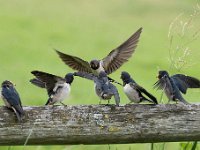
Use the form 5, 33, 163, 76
157, 70, 169, 79
90, 59, 100, 70
121, 71, 132, 84
1, 80, 15, 88
65, 73, 74, 84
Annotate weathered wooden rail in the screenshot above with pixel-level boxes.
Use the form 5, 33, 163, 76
0, 104, 199, 145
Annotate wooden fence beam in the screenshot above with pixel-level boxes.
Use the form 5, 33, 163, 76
0, 104, 199, 145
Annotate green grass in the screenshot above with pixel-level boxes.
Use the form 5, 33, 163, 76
0, 0, 200, 149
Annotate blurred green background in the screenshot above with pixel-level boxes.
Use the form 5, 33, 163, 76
0, 0, 200, 149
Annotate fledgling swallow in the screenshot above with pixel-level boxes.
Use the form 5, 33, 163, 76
55, 27, 142, 85
30, 71, 74, 105
154, 70, 200, 104
121, 71, 157, 104
74, 71, 120, 106
1, 80, 24, 122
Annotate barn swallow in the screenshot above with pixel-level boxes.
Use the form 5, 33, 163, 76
30, 71, 74, 105
154, 70, 200, 104
1, 80, 24, 122
74, 71, 120, 106
121, 71, 157, 104
55, 27, 142, 85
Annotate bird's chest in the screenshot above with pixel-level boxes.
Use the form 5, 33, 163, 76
1, 89, 12, 108
124, 84, 140, 103
1, 96, 12, 108
94, 83, 112, 100
94, 83, 101, 97
53, 83, 70, 101
96, 62, 105, 73
163, 80, 175, 100
164, 87, 173, 99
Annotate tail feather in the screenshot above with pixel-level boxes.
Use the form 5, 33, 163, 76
144, 93, 158, 104
114, 93, 120, 106
179, 97, 190, 105
12, 106, 24, 122
142, 98, 158, 104
139, 87, 158, 104
112, 85, 120, 106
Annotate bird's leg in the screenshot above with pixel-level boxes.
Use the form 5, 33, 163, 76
105, 100, 112, 106
99, 99, 102, 105
172, 96, 179, 104
175, 99, 179, 104
107, 100, 110, 104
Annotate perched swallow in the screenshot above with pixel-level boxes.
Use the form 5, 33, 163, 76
154, 70, 200, 104
74, 71, 120, 106
121, 71, 157, 104
30, 71, 74, 105
1, 80, 24, 121
55, 28, 142, 85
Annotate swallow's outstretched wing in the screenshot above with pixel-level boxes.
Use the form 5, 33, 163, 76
55, 50, 93, 73
172, 74, 200, 94
102, 27, 142, 74
31, 71, 65, 96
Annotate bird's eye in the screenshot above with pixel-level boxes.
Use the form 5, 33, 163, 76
97, 88, 101, 92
